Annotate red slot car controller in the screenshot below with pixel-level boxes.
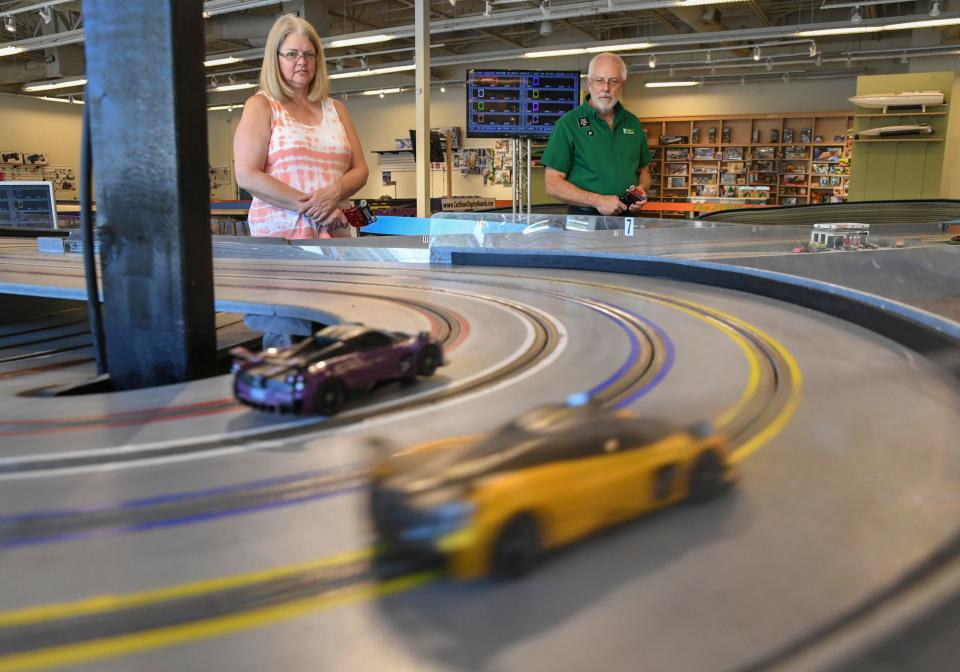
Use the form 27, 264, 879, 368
342, 200, 377, 228
619, 185, 647, 207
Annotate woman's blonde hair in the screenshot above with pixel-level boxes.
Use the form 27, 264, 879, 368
259, 14, 328, 102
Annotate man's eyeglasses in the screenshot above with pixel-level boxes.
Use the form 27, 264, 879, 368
278, 49, 318, 62
588, 77, 622, 87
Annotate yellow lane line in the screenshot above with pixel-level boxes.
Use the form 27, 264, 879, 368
0, 547, 375, 629
0, 571, 437, 672
670, 298, 803, 464
640, 295, 763, 432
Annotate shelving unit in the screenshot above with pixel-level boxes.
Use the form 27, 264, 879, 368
640, 112, 854, 207
846, 71, 953, 201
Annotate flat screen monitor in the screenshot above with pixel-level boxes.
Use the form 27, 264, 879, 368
408, 129, 446, 163
466, 69, 581, 139
0, 180, 58, 229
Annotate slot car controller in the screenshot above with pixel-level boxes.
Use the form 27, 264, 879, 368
342, 200, 377, 229
619, 185, 647, 207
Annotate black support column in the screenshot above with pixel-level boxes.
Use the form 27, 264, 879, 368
83, 0, 216, 390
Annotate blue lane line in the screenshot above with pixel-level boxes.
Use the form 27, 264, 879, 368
0, 485, 368, 550
0, 462, 367, 524
581, 300, 675, 410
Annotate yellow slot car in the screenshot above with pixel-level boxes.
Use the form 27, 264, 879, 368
370, 400, 736, 580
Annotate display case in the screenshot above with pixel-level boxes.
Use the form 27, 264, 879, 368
641, 112, 854, 207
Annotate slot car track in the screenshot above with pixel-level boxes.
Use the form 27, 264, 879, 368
0, 237, 959, 671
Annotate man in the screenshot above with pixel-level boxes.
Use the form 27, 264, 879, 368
541, 52, 652, 217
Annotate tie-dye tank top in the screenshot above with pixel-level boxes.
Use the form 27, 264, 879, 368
247, 92, 356, 239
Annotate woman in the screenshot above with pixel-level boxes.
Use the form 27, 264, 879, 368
234, 14, 368, 238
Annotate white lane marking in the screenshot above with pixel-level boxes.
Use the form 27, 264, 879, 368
0, 301, 567, 480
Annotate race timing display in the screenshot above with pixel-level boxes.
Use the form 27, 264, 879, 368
466, 69, 581, 139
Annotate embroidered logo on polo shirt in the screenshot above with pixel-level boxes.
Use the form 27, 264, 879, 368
577, 117, 589, 128
622, 128, 636, 135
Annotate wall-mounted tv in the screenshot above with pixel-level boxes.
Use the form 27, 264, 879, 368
466, 69, 581, 139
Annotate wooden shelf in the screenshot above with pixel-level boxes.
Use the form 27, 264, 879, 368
853, 138, 943, 143
854, 112, 947, 118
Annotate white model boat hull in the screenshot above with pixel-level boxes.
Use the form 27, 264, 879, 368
855, 124, 933, 139
848, 91, 944, 109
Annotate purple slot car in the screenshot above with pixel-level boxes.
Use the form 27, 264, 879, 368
232, 324, 444, 415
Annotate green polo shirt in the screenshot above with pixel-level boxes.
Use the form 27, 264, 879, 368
540, 97, 652, 197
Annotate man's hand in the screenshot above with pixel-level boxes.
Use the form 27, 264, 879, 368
594, 194, 628, 216
297, 182, 342, 222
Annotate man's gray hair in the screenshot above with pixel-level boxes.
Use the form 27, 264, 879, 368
587, 52, 628, 81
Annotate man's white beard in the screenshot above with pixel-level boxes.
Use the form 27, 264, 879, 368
592, 95, 617, 113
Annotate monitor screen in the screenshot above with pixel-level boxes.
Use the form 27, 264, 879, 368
408, 129, 446, 163
0, 180, 58, 229
466, 69, 581, 139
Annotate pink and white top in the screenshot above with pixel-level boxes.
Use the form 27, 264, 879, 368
247, 92, 355, 239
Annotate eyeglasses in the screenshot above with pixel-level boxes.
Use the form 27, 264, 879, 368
278, 49, 318, 62
588, 76, 622, 87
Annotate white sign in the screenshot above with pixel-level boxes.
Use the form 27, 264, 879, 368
441, 197, 496, 212
624, 217, 635, 237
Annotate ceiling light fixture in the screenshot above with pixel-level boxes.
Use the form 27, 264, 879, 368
540, 19, 553, 36
705, 49, 712, 63
22, 76, 87, 92
740, 76, 746, 86
846, 54, 853, 67
4, 16, 15, 32
648, 54, 656, 68
450, 0, 456, 5
753, 46, 761, 61
808, 42, 817, 57
325, 34, 394, 49
329, 63, 416, 80
440, 85, 446, 92
929, 0, 941, 16
900, 52, 909, 63
38, 6, 53, 25
360, 55, 368, 69
214, 81, 256, 91
362, 87, 402, 96
203, 55, 241, 67
815, 52, 823, 66
484, 1, 492, 17
523, 42, 652, 58
782, 72, 790, 83
766, 58, 773, 71
849, 6, 863, 24
541, 0, 551, 16
644, 80, 699, 88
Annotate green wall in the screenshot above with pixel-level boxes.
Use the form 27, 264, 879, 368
848, 71, 954, 201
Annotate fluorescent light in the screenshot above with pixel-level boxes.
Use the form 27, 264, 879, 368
325, 34, 394, 49
797, 16, 960, 37
37, 96, 82, 104
524, 47, 588, 58
675, 0, 748, 5
526, 42, 653, 58
883, 17, 960, 29
587, 42, 652, 53
214, 82, 256, 91
204, 56, 241, 67
328, 63, 415, 79
362, 87, 402, 96
208, 104, 239, 111
22, 76, 87, 92
645, 80, 699, 87
0, 45, 24, 57
796, 25, 881, 36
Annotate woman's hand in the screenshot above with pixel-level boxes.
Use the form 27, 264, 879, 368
297, 182, 342, 222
